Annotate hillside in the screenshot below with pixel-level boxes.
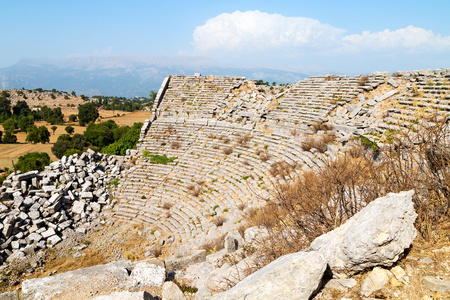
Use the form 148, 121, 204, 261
0, 69, 449, 299
1, 89, 86, 112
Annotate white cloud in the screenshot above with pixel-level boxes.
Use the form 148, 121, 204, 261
342, 26, 450, 52
192, 11, 450, 57
193, 10, 346, 52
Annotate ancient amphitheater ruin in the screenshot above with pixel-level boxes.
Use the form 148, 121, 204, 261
113, 69, 450, 250
1, 68, 450, 299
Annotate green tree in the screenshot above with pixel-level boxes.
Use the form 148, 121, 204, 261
3, 118, 17, 132
78, 102, 99, 126
103, 122, 142, 155
65, 125, 74, 135
69, 114, 77, 122
51, 125, 57, 135
149, 90, 157, 102
26, 126, 50, 144
51, 140, 71, 158
13, 100, 32, 117
14, 152, 50, 172
51, 133, 88, 158
2, 131, 17, 143
0, 97, 12, 122
71, 91, 76, 96
18, 115, 34, 132
84, 121, 117, 148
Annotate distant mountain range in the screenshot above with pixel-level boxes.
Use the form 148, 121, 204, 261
0, 55, 308, 97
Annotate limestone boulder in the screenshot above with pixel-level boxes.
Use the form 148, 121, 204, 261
22, 260, 133, 300
360, 267, 390, 297
166, 250, 206, 273
130, 262, 166, 288
207, 251, 327, 300
310, 190, 417, 274
162, 281, 186, 300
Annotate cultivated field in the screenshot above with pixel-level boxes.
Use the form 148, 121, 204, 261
0, 110, 151, 170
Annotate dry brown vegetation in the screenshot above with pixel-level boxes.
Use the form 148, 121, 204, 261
301, 133, 335, 153
212, 215, 226, 227
358, 75, 369, 86
250, 116, 450, 265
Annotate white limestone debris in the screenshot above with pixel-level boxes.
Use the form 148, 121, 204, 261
0, 150, 128, 264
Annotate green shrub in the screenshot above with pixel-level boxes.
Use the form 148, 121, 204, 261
26, 126, 50, 144
2, 131, 17, 143
14, 152, 50, 172
102, 122, 142, 156
143, 152, 176, 164
108, 178, 120, 188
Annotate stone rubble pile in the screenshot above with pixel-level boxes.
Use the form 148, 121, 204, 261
0, 149, 126, 264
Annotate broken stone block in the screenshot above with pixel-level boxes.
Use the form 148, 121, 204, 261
72, 201, 85, 214
80, 192, 93, 200
47, 235, 62, 247
41, 228, 56, 239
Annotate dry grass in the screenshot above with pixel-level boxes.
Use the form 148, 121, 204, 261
212, 215, 226, 227
255, 149, 270, 162
222, 146, 233, 155
187, 184, 202, 197
269, 160, 294, 179
249, 117, 450, 268
0, 110, 150, 170
162, 202, 173, 210
235, 133, 252, 147
170, 141, 181, 149
358, 75, 369, 86
301, 133, 335, 153
311, 121, 332, 133
201, 234, 226, 254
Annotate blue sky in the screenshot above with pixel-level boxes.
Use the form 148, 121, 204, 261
1, 0, 450, 75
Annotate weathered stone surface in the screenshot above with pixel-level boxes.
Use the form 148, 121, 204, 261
0, 291, 19, 300
130, 262, 166, 288
166, 250, 207, 273
387, 78, 399, 88
360, 267, 390, 297
47, 235, 62, 246
224, 230, 244, 253
243, 226, 269, 244
207, 251, 327, 300
93, 291, 155, 300
72, 201, 85, 214
22, 260, 133, 300
310, 190, 417, 274
423, 276, 450, 292
162, 281, 186, 300
390, 266, 406, 280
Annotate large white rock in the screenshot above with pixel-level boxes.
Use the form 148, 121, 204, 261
207, 251, 327, 300
310, 190, 417, 274
22, 260, 132, 300
360, 267, 390, 296
162, 281, 186, 300
130, 262, 166, 287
